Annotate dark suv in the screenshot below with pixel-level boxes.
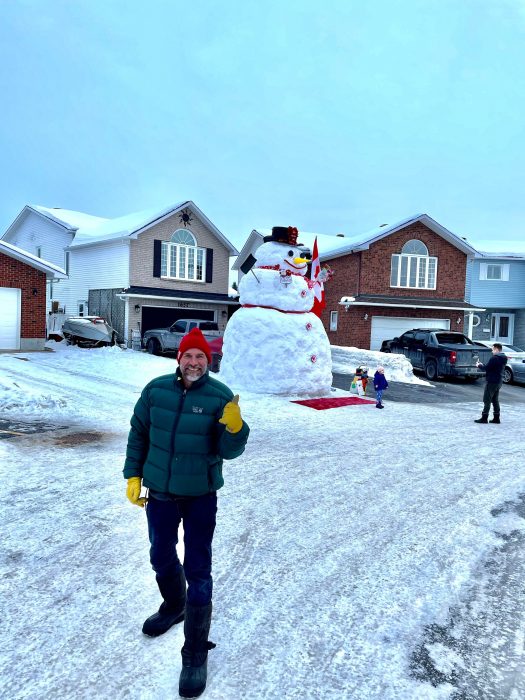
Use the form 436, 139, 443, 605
380, 329, 493, 381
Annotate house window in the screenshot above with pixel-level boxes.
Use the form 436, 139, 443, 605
330, 311, 338, 331
64, 251, 70, 275
78, 301, 88, 317
161, 229, 206, 281
479, 263, 509, 281
390, 239, 437, 289
36, 246, 42, 258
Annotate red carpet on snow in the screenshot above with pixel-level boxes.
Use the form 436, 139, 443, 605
291, 396, 376, 410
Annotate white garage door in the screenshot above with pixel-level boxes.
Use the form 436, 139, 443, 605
370, 316, 450, 350
0, 288, 21, 350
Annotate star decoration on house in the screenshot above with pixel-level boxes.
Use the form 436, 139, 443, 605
179, 208, 193, 227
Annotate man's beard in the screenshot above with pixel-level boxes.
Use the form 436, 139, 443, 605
183, 368, 203, 383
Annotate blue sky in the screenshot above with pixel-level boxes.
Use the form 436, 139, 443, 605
1, 0, 524, 251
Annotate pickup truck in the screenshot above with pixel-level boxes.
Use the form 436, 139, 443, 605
142, 319, 223, 370
380, 329, 493, 381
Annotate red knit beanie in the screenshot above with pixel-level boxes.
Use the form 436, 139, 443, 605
177, 327, 212, 364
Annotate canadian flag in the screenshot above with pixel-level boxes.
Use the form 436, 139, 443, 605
310, 237, 325, 318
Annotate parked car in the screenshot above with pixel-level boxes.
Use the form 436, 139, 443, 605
380, 329, 492, 381
474, 341, 525, 384
207, 336, 224, 373
142, 319, 223, 371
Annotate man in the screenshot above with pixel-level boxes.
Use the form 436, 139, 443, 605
124, 327, 249, 699
474, 342, 507, 424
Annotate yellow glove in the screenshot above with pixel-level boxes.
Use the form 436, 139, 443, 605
126, 476, 147, 508
219, 394, 243, 433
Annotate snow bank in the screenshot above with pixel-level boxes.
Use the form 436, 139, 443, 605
331, 345, 431, 384
0, 375, 67, 413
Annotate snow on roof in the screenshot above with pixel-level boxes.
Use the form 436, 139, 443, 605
67, 202, 187, 246
472, 240, 525, 259
45, 201, 238, 254
315, 214, 480, 259
0, 240, 67, 278
32, 206, 109, 231
239, 214, 481, 265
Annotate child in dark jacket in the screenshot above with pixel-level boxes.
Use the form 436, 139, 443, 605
373, 366, 388, 408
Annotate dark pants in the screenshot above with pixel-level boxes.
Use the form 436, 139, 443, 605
482, 382, 502, 417
146, 492, 217, 607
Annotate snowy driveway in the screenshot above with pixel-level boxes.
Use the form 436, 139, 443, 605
1, 345, 524, 699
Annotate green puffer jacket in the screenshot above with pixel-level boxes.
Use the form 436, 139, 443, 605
123, 369, 249, 496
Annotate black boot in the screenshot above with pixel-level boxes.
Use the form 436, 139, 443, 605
179, 602, 216, 699
474, 415, 489, 424
142, 567, 186, 637
489, 415, 501, 424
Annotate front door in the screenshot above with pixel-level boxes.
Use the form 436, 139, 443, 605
491, 314, 514, 344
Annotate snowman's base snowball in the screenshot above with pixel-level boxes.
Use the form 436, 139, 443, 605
219, 307, 332, 396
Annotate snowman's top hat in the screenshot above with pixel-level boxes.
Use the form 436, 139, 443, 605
263, 226, 304, 246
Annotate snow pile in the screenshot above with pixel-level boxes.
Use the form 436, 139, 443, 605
0, 374, 67, 413
331, 345, 430, 384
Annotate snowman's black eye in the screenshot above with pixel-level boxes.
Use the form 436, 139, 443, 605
288, 250, 294, 257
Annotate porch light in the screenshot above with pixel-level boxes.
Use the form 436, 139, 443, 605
340, 296, 355, 311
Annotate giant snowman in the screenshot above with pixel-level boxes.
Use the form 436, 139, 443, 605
220, 226, 333, 396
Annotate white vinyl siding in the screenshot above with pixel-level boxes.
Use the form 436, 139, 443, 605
2, 210, 73, 269
479, 262, 510, 281
56, 240, 130, 317
390, 254, 437, 289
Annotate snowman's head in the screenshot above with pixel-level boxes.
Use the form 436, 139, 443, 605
255, 241, 310, 276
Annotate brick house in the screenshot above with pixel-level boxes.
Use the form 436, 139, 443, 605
234, 215, 485, 350
320, 214, 484, 349
0, 240, 66, 350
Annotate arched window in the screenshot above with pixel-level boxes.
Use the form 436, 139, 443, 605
401, 239, 428, 256
391, 239, 437, 289
161, 229, 206, 281
171, 229, 196, 246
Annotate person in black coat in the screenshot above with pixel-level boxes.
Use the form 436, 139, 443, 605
474, 343, 507, 424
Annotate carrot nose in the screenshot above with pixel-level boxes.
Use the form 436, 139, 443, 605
294, 257, 309, 265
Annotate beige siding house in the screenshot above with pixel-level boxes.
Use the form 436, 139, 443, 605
1, 201, 239, 345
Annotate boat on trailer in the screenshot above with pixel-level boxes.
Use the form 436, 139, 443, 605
62, 316, 114, 347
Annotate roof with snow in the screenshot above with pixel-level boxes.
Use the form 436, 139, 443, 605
5, 202, 239, 255
234, 214, 482, 270
472, 241, 525, 259
0, 240, 67, 279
